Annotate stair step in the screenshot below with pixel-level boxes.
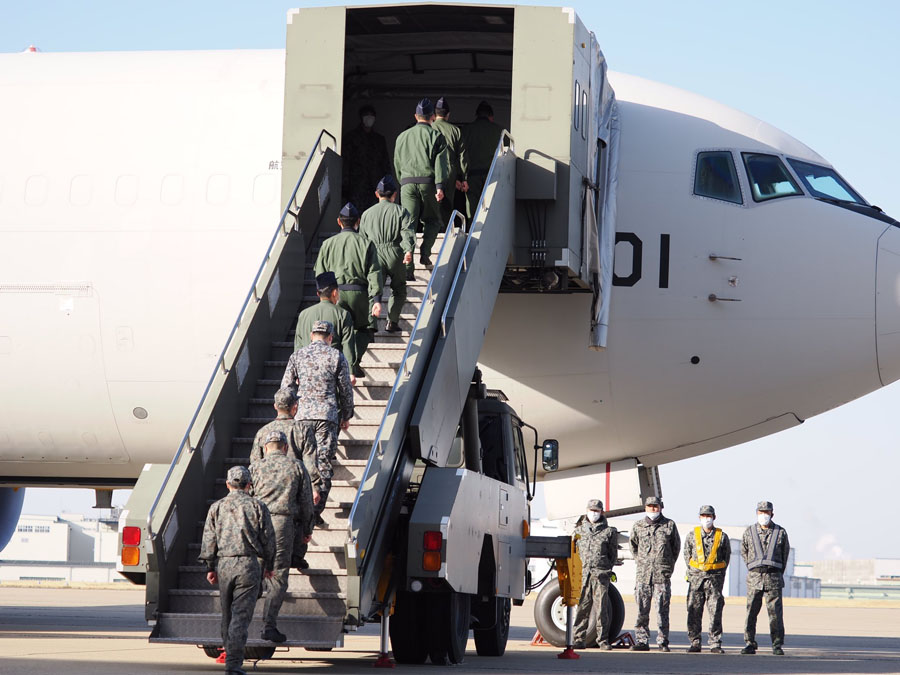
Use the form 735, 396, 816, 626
167, 588, 346, 616
154, 612, 343, 647
178, 565, 348, 593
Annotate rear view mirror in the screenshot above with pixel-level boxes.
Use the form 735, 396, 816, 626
542, 439, 559, 472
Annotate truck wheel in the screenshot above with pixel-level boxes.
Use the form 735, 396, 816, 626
473, 596, 510, 656
534, 581, 627, 647
244, 646, 276, 660
201, 646, 222, 659
390, 591, 428, 664
608, 582, 626, 642
427, 591, 470, 664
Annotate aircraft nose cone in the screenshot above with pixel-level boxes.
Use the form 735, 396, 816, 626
876, 225, 900, 385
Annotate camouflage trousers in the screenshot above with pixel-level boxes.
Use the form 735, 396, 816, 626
263, 514, 294, 630
400, 182, 442, 265
573, 568, 611, 646
687, 574, 725, 647
634, 579, 671, 646
744, 586, 785, 648
217, 555, 261, 670
298, 419, 339, 515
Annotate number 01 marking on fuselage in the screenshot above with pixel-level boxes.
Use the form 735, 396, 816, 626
613, 233, 670, 289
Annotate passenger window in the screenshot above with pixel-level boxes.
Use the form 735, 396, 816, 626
581, 89, 588, 139
512, 423, 528, 487
693, 151, 742, 204
574, 81, 581, 131
741, 153, 803, 202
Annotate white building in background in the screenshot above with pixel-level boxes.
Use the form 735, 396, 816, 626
0, 511, 124, 584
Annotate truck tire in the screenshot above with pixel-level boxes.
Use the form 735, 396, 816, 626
244, 646, 276, 660
201, 646, 222, 659
390, 591, 428, 664
473, 596, 510, 656
533, 581, 626, 647
426, 591, 470, 664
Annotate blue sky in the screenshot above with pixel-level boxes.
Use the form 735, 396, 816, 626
4, 1, 900, 560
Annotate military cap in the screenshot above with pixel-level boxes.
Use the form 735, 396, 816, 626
339, 202, 360, 220
376, 174, 397, 195
416, 97, 434, 116
435, 96, 450, 113
645, 496, 662, 507
273, 387, 297, 410
315, 271, 338, 291
476, 100, 494, 117
312, 319, 334, 336
756, 500, 774, 512
586, 498, 603, 511
699, 504, 716, 516
264, 430, 287, 446
226, 465, 251, 487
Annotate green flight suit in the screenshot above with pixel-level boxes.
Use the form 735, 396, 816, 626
293, 299, 356, 368
461, 116, 502, 220
359, 199, 416, 324
432, 116, 466, 227
393, 122, 450, 268
313, 229, 382, 368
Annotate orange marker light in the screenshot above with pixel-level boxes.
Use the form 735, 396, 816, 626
121, 546, 140, 566
423, 551, 441, 572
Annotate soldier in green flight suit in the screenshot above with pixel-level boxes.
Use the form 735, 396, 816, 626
313, 203, 382, 378
359, 175, 415, 334
461, 100, 502, 220
393, 97, 450, 272
432, 97, 467, 227
294, 271, 357, 379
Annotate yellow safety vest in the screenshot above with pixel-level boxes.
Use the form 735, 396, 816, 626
689, 527, 727, 571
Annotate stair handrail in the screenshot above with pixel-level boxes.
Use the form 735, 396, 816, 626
145, 129, 337, 539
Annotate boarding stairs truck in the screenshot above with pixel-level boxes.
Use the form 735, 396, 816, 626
117, 3, 625, 665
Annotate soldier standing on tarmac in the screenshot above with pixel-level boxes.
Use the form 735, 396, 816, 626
199, 466, 275, 675
314, 203, 382, 379
280, 320, 354, 527
249, 387, 304, 464
359, 175, 415, 334
293, 271, 357, 381
629, 496, 680, 652
393, 97, 450, 273
460, 100, 502, 220
432, 97, 467, 226
684, 504, 730, 653
250, 431, 315, 642
741, 500, 790, 656
572, 498, 618, 650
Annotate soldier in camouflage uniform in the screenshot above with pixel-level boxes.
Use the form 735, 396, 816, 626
629, 496, 680, 651
572, 499, 618, 650
313, 203, 382, 378
741, 500, 790, 656
249, 388, 304, 465
280, 320, 354, 525
359, 175, 415, 333
684, 504, 730, 653
341, 104, 392, 211
294, 271, 357, 377
393, 97, 450, 271
432, 97, 467, 227
250, 431, 315, 642
199, 466, 275, 675
460, 100, 502, 220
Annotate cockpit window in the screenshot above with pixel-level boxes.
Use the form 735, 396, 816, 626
786, 158, 866, 205
742, 153, 803, 202
694, 151, 742, 204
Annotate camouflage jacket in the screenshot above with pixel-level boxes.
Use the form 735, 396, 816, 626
630, 515, 681, 584
360, 199, 416, 257
432, 117, 466, 182
575, 516, 618, 574
741, 523, 790, 590
249, 415, 304, 465
293, 300, 356, 369
683, 526, 731, 579
461, 116, 502, 176
249, 453, 315, 536
198, 489, 275, 572
393, 122, 450, 190
314, 229, 382, 300
280, 340, 354, 424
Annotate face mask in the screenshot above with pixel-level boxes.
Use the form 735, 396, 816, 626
646, 510, 661, 521
757, 513, 772, 526
700, 517, 714, 529
362, 115, 376, 129
587, 511, 601, 523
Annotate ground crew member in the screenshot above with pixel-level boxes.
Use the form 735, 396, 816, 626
313, 203, 382, 378
342, 104, 392, 211
249, 388, 304, 464
629, 496, 680, 651
572, 498, 618, 650
199, 466, 275, 675
280, 320, 354, 525
741, 500, 790, 655
684, 504, 730, 653
432, 97, 467, 226
393, 97, 450, 272
460, 100, 502, 219
359, 174, 415, 333
294, 271, 357, 375
250, 431, 315, 642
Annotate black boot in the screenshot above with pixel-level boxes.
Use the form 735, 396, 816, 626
385, 320, 402, 333
262, 626, 287, 643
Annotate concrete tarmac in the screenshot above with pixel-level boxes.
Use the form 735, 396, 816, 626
2, 586, 900, 674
